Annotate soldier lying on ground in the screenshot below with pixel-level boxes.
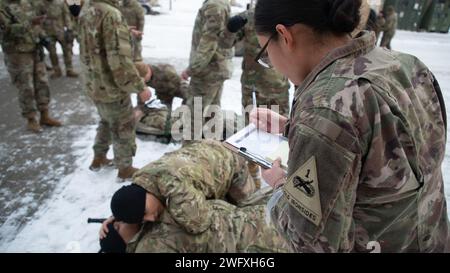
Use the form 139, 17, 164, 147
133, 62, 245, 140
110, 140, 258, 225
97, 140, 288, 252
100, 188, 289, 253
99, 187, 290, 253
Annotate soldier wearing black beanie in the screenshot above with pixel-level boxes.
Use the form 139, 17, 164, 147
110, 184, 147, 224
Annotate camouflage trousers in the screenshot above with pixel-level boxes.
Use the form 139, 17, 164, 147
137, 106, 171, 136
242, 85, 290, 117
46, 33, 74, 70
185, 77, 225, 140
380, 31, 395, 49
224, 202, 290, 253
131, 37, 143, 62
93, 97, 136, 169
4, 51, 50, 118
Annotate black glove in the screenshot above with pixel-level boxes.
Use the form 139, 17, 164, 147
68, 4, 82, 17
39, 37, 51, 48
227, 15, 248, 33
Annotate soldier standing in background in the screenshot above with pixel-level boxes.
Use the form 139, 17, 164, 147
227, 6, 290, 117
380, 5, 397, 49
227, 5, 290, 189
366, 9, 386, 43
181, 0, 234, 141
120, 0, 145, 62
37, 0, 79, 78
0, 0, 62, 133
78, 0, 152, 180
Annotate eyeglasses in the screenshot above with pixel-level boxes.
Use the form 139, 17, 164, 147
254, 32, 277, 69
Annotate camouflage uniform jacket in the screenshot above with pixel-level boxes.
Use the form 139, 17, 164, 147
268, 31, 449, 252
187, 0, 234, 81
78, 0, 145, 103
132, 140, 256, 234
127, 189, 290, 253
0, 0, 42, 53
39, 0, 73, 37
120, 0, 144, 32
235, 8, 289, 91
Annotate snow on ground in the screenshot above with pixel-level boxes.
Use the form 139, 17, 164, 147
1, 127, 179, 253
1, 0, 450, 252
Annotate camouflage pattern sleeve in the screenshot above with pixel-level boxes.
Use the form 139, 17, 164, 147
227, 10, 248, 45
0, 6, 27, 34
102, 11, 145, 94
217, 10, 243, 50
274, 107, 361, 252
156, 175, 213, 235
226, 155, 257, 205
187, 5, 227, 76
133, 0, 145, 32
0, 9, 6, 43
0, 8, 9, 30
383, 13, 397, 33
268, 31, 449, 253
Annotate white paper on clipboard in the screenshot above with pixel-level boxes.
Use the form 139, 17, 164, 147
224, 124, 289, 169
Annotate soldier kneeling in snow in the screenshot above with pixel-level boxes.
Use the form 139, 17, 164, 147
98, 140, 289, 253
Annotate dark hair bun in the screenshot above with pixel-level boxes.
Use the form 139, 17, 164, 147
327, 0, 362, 33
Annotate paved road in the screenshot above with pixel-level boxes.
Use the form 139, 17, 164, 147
0, 53, 97, 242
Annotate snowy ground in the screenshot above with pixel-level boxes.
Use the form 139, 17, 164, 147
1, 0, 450, 252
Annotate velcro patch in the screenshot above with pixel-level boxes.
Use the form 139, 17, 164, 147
283, 156, 322, 226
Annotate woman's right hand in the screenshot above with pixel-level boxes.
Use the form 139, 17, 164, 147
250, 108, 288, 134
99, 216, 115, 239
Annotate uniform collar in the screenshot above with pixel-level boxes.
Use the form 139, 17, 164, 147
295, 31, 377, 98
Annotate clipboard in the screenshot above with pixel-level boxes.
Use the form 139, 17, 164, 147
223, 124, 289, 169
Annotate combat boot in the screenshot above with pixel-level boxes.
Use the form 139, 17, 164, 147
26, 114, 43, 133
40, 110, 62, 127
89, 155, 114, 171
248, 162, 261, 189
117, 166, 139, 182
66, 69, 79, 78
51, 66, 62, 78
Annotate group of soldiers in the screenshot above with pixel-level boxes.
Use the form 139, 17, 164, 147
79, 0, 291, 182
1, 0, 409, 253
0, 0, 72, 134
